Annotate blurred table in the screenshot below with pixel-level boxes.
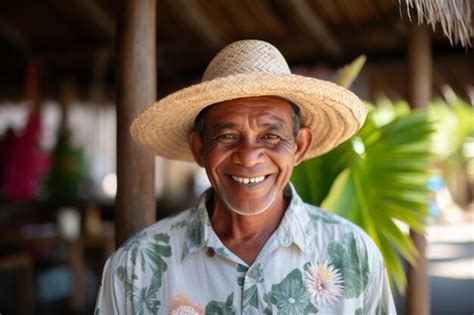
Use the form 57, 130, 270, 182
0, 252, 33, 315
0, 222, 115, 312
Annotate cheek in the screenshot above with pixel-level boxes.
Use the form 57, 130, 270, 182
267, 144, 297, 180
268, 142, 297, 164
202, 144, 233, 176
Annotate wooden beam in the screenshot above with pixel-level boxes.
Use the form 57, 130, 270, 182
51, 0, 115, 40
116, 0, 156, 246
0, 18, 29, 51
406, 23, 431, 315
72, 0, 115, 39
284, 0, 342, 56
164, 0, 226, 49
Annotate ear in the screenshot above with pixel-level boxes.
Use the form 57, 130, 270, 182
293, 127, 313, 166
187, 129, 204, 167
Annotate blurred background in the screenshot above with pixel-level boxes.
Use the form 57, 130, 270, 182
0, 0, 472, 314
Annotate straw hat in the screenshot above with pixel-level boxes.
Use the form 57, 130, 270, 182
130, 40, 367, 161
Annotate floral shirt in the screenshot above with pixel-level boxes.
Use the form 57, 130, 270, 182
95, 184, 396, 315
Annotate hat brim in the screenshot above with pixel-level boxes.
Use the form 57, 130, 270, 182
130, 73, 367, 162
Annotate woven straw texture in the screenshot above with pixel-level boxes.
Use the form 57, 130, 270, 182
130, 40, 367, 161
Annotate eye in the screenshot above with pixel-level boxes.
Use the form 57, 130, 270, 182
217, 134, 239, 142
262, 134, 281, 142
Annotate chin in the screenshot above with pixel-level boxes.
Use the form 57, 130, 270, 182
219, 187, 278, 216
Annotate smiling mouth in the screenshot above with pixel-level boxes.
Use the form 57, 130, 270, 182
231, 175, 267, 185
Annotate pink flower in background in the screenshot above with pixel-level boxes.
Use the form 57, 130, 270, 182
0, 61, 50, 201
303, 260, 344, 307
0, 110, 50, 200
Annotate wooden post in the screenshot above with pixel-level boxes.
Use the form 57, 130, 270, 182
116, 0, 156, 246
406, 23, 431, 315
69, 240, 85, 312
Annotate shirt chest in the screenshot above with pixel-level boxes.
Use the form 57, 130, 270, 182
130, 244, 364, 314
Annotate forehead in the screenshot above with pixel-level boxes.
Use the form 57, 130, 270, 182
204, 96, 293, 124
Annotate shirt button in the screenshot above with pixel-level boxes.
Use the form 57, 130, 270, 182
206, 248, 215, 257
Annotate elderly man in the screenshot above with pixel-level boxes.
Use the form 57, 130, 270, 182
96, 40, 396, 314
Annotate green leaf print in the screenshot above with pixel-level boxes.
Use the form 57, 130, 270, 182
122, 231, 147, 250
117, 232, 172, 314
237, 264, 248, 287
251, 263, 264, 283
263, 292, 272, 305
269, 269, 318, 315
243, 285, 258, 308
139, 233, 171, 271
205, 292, 236, 315
215, 247, 229, 258
263, 291, 273, 311
122, 231, 146, 268
117, 266, 161, 314
307, 209, 340, 224
376, 297, 386, 315
186, 218, 205, 249
355, 308, 363, 315
133, 285, 161, 314
170, 219, 189, 230
116, 265, 127, 280
154, 233, 170, 242
241, 263, 264, 309
304, 302, 319, 314
328, 233, 369, 299
303, 262, 311, 271
116, 266, 134, 297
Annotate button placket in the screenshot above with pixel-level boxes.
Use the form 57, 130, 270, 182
206, 247, 215, 257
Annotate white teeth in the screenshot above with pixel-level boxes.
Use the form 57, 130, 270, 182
231, 175, 266, 184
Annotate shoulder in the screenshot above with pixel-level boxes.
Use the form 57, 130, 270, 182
303, 202, 383, 262
107, 208, 194, 267
303, 203, 389, 296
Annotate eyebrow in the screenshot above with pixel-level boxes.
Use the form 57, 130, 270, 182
261, 121, 285, 132
210, 122, 237, 134
210, 118, 288, 134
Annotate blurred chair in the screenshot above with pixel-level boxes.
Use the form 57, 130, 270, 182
0, 252, 34, 315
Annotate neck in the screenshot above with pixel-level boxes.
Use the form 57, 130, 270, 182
208, 191, 288, 264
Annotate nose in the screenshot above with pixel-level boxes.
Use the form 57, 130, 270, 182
232, 140, 265, 167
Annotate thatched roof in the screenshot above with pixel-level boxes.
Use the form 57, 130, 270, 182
0, 0, 472, 102
402, 0, 473, 47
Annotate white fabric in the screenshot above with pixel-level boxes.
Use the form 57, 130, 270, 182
95, 184, 396, 314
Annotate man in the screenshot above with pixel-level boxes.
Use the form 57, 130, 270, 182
96, 40, 396, 314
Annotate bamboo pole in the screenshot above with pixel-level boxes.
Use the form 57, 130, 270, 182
116, 0, 156, 246
406, 23, 431, 315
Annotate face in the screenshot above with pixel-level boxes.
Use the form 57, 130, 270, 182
188, 96, 312, 216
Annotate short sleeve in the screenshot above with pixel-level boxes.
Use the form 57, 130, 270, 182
364, 254, 397, 315
94, 257, 126, 315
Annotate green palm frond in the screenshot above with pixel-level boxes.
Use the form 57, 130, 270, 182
429, 96, 474, 204
333, 55, 366, 88
292, 105, 434, 293
429, 96, 474, 161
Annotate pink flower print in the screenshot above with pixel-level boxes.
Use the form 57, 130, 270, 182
303, 260, 344, 307
168, 292, 204, 315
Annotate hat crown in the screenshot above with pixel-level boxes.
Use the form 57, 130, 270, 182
202, 40, 291, 82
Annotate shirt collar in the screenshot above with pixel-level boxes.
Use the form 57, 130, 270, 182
181, 189, 213, 261
182, 182, 312, 262
273, 183, 312, 254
